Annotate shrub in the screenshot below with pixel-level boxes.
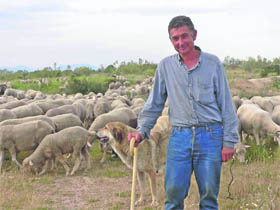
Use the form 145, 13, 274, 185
65, 76, 114, 95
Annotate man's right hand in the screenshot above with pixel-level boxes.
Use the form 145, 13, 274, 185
128, 132, 143, 147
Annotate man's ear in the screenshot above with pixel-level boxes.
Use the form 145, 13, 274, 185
193, 30, 197, 41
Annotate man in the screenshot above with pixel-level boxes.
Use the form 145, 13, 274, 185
128, 15, 239, 210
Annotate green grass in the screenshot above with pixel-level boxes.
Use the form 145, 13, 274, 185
11, 78, 63, 94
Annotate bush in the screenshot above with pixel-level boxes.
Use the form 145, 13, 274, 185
65, 76, 114, 95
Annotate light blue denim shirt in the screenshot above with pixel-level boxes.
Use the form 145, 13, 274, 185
137, 47, 240, 148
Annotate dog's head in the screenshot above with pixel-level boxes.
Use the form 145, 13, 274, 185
97, 122, 128, 144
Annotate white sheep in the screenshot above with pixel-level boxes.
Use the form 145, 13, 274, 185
23, 126, 96, 176
237, 104, 280, 145
49, 113, 82, 132
0, 120, 55, 173
12, 104, 44, 118
0, 115, 56, 130
0, 109, 17, 122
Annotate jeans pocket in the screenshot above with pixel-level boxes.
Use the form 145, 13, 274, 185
209, 126, 223, 140
170, 127, 177, 137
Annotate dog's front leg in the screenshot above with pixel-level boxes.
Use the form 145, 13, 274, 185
135, 170, 146, 206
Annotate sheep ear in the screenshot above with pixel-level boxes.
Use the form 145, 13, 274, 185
245, 145, 251, 148
29, 160, 34, 166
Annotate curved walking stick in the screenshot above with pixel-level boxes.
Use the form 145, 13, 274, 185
130, 137, 138, 210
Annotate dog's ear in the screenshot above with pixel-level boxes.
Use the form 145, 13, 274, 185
111, 127, 124, 143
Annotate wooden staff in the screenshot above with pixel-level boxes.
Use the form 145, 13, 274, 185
129, 137, 138, 210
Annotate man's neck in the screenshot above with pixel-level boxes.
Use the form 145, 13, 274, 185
181, 49, 200, 70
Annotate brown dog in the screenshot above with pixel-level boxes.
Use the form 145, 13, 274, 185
96, 116, 171, 206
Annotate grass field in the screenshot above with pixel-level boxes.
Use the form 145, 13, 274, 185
0, 141, 279, 210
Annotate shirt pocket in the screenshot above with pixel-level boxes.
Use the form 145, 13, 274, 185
198, 82, 215, 104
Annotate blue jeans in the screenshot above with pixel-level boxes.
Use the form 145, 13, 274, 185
165, 123, 223, 210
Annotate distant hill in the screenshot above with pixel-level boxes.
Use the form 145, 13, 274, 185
0, 64, 99, 72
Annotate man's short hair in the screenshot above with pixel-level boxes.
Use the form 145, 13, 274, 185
168, 16, 195, 37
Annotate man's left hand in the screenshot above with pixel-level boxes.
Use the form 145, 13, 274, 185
222, 146, 234, 162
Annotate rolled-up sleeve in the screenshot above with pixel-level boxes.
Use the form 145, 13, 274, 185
215, 61, 240, 147
137, 62, 167, 139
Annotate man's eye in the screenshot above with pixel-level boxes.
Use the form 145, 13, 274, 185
182, 34, 188, 39
172, 37, 178, 41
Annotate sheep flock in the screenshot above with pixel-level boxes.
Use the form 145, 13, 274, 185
0, 76, 279, 176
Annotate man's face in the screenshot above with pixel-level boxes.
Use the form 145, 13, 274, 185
169, 25, 197, 56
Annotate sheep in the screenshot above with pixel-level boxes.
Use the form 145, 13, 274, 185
49, 113, 82, 132
26, 89, 40, 99
272, 105, 280, 125
251, 96, 274, 113
3, 88, 18, 98
0, 120, 55, 173
45, 104, 84, 121
0, 109, 17, 122
232, 95, 241, 111
12, 104, 44, 118
0, 100, 27, 110
93, 98, 112, 118
31, 100, 61, 114
85, 101, 95, 126
89, 107, 137, 163
0, 115, 56, 130
111, 99, 128, 110
237, 103, 280, 145
23, 126, 96, 176
234, 143, 250, 163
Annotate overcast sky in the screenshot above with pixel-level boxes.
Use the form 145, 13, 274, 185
0, 0, 279, 69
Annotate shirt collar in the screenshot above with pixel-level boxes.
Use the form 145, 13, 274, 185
177, 46, 202, 70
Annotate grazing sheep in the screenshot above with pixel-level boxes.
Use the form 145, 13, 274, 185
232, 95, 241, 111
237, 104, 280, 145
32, 101, 61, 114
46, 103, 86, 122
272, 105, 280, 125
0, 120, 55, 173
3, 88, 18, 98
23, 126, 96, 176
251, 96, 274, 113
234, 143, 250, 163
12, 104, 44, 118
0, 100, 26, 110
49, 113, 82, 132
0, 115, 55, 130
0, 109, 17, 122
93, 98, 112, 118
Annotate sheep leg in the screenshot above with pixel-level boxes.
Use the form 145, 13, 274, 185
57, 156, 70, 176
82, 145, 91, 170
253, 131, 260, 145
39, 160, 50, 176
135, 171, 146, 206
9, 146, 22, 169
51, 158, 57, 170
70, 151, 82, 176
0, 150, 4, 174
